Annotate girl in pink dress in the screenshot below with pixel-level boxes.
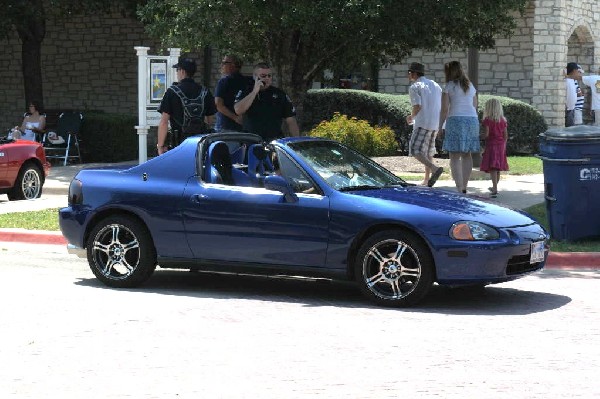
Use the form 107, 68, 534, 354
479, 98, 509, 197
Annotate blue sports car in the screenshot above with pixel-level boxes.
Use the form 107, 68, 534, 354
59, 132, 549, 307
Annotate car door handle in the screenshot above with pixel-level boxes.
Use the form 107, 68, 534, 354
191, 194, 208, 203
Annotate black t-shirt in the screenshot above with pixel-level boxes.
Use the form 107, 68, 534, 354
214, 72, 252, 131
158, 78, 216, 143
235, 86, 296, 141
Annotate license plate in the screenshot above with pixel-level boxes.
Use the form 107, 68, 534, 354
530, 241, 545, 264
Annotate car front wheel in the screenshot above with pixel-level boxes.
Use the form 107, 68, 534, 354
87, 215, 157, 288
355, 229, 434, 307
8, 163, 43, 200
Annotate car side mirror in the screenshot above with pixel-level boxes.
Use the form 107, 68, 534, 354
264, 175, 298, 203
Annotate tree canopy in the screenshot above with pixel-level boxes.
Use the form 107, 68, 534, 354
139, 0, 528, 104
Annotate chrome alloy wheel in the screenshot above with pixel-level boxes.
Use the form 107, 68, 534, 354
91, 223, 141, 280
21, 168, 42, 199
362, 238, 422, 300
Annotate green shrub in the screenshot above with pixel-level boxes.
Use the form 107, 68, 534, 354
303, 89, 548, 156
308, 113, 398, 156
303, 89, 412, 153
80, 112, 138, 162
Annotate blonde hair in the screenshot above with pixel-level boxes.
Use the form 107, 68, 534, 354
483, 98, 505, 122
444, 61, 471, 93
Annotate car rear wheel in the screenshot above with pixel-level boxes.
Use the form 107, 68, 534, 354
355, 229, 434, 307
7, 163, 43, 201
87, 215, 157, 288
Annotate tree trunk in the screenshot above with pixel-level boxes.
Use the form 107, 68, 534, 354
272, 30, 316, 132
15, 0, 46, 110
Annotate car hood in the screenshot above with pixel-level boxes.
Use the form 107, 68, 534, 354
345, 186, 537, 228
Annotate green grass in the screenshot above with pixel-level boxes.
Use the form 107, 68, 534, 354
507, 156, 543, 175
523, 203, 600, 252
0, 208, 60, 231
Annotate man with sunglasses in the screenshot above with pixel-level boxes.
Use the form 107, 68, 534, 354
234, 62, 299, 141
214, 55, 251, 132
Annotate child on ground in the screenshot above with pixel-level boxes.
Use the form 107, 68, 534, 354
479, 98, 509, 197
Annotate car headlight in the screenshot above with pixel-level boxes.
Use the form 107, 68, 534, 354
450, 221, 500, 241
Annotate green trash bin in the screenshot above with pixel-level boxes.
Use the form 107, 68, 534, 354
538, 125, 600, 241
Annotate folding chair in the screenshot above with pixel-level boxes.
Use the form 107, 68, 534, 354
43, 111, 83, 166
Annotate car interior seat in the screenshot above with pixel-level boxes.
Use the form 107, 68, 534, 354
206, 141, 251, 186
229, 142, 246, 165
247, 144, 274, 186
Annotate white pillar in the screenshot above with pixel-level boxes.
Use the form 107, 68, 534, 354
168, 48, 181, 83
135, 46, 150, 164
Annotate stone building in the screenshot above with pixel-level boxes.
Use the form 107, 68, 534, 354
1, 0, 599, 131
378, 0, 600, 128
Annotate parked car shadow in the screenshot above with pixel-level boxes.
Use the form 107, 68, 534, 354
75, 269, 571, 316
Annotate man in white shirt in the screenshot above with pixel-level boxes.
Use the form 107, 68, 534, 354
565, 62, 582, 127
406, 62, 444, 187
581, 69, 600, 126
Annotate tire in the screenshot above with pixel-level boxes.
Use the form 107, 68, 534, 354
355, 229, 434, 307
86, 215, 157, 288
7, 163, 43, 201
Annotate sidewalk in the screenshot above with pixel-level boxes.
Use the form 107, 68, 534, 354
1, 161, 599, 269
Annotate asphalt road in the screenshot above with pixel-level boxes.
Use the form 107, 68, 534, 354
1, 243, 599, 398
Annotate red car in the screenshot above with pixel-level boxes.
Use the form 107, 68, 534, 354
0, 137, 51, 200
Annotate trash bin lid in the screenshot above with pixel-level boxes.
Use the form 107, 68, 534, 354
541, 125, 600, 141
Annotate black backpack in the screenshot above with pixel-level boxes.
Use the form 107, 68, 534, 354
169, 84, 208, 135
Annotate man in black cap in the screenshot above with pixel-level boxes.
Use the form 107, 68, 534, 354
157, 56, 217, 155
406, 62, 443, 187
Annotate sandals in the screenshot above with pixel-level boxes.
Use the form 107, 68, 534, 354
427, 167, 444, 187
488, 187, 498, 198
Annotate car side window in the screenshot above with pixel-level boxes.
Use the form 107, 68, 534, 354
274, 149, 318, 194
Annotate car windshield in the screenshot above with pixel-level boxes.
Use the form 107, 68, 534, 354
287, 140, 406, 191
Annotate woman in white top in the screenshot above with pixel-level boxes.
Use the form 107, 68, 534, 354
438, 61, 480, 194
15, 101, 46, 141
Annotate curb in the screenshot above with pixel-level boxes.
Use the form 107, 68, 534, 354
545, 252, 600, 269
0, 229, 67, 246
0, 229, 598, 270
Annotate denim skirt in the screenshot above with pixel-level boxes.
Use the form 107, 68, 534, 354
442, 116, 480, 153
